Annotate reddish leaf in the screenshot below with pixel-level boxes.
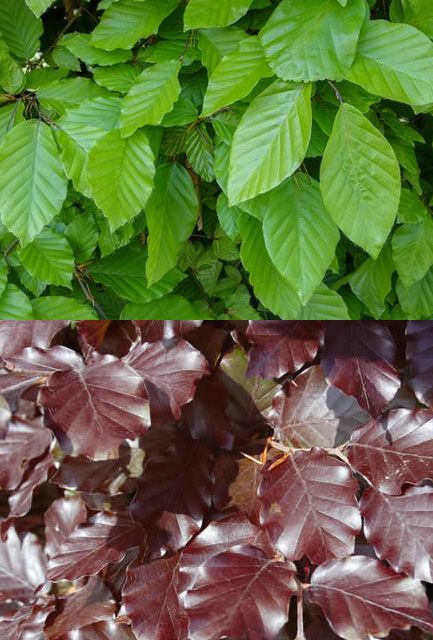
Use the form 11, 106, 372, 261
322, 321, 401, 416
54, 621, 136, 640
0, 417, 52, 490
130, 441, 214, 556
360, 486, 433, 582
39, 349, 150, 459
45, 576, 116, 640
0, 599, 55, 640
47, 512, 145, 581
76, 321, 137, 358
246, 320, 322, 378
212, 454, 261, 522
346, 408, 433, 494
308, 556, 433, 640
45, 496, 88, 557
258, 449, 361, 563
407, 321, 433, 408
0, 321, 68, 358
182, 544, 297, 640
125, 339, 208, 422
123, 554, 187, 640
269, 365, 368, 448
134, 321, 202, 342
0, 527, 46, 602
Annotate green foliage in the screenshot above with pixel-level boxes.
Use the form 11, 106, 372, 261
0, 0, 432, 318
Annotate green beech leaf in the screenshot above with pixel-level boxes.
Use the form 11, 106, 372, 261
239, 213, 301, 318
397, 267, 433, 318
320, 103, 401, 258
146, 163, 199, 286
120, 295, 208, 319
262, 174, 340, 304
345, 20, 433, 106
198, 27, 246, 74
349, 244, 395, 318
0, 0, 42, 59
62, 33, 132, 66
184, 0, 253, 29
390, 0, 433, 38
202, 36, 273, 117
17, 228, 75, 288
120, 61, 181, 137
91, 0, 179, 51
32, 296, 98, 320
0, 284, 33, 319
24, 0, 55, 17
228, 80, 312, 205
88, 129, 155, 230
260, 0, 366, 82
300, 284, 350, 319
392, 217, 433, 287
0, 120, 68, 246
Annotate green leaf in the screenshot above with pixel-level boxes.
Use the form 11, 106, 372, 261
320, 103, 401, 258
17, 228, 75, 288
0, 0, 42, 59
345, 20, 433, 106
239, 212, 301, 318
32, 296, 98, 320
397, 268, 433, 318
202, 36, 273, 117
146, 163, 199, 285
0, 120, 68, 246
0, 257, 8, 298
392, 216, 433, 287
184, 0, 253, 29
185, 123, 215, 183
88, 129, 155, 230
91, 0, 179, 51
65, 213, 99, 264
0, 40, 25, 94
120, 294, 208, 319
397, 188, 428, 224
198, 27, 246, 75
24, 0, 55, 17
300, 284, 350, 319
120, 61, 181, 137
228, 80, 312, 205
390, 0, 433, 39
349, 243, 394, 317
0, 103, 24, 144
62, 33, 132, 66
93, 63, 141, 94
262, 174, 339, 304
0, 284, 33, 319
90, 244, 185, 303
260, 0, 365, 82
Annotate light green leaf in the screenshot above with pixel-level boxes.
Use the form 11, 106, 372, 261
320, 103, 400, 258
65, 214, 99, 264
349, 243, 394, 317
260, 0, 365, 81
91, 0, 179, 51
17, 228, 75, 288
90, 244, 185, 303
62, 33, 132, 66
184, 0, 253, 29
0, 103, 24, 144
397, 188, 428, 224
93, 63, 141, 93
0, 40, 25, 94
0, 257, 8, 298
0, 120, 68, 246
120, 61, 181, 137
397, 268, 433, 318
185, 123, 215, 182
300, 284, 350, 319
0, 0, 42, 59
32, 296, 98, 320
121, 295, 208, 320
88, 129, 155, 230
0, 284, 33, 319
202, 36, 273, 117
390, 0, 433, 38
24, 0, 55, 17
239, 212, 301, 318
228, 80, 312, 205
146, 163, 199, 285
216, 193, 240, 241
198, 27, 246, 75
262, 174, 339, 304
36, 78, 110, 116
345, 20, 433, 105
392, 216, 433, 287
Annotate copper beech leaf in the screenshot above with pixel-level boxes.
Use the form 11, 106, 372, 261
322, 321, 401, 416
360, 486, 433, 582
0, 320, 67, 358
269, 365, 368, 448
39, 348, 150, 459
0, 527, 46, 602
258, 449, 361, 563
407, 320, 433, 407
44, 496, 88, 557
246, 320, 322, 378
346, 408, 433, 494
47, 512, 145, 581
308, 556, 433, 640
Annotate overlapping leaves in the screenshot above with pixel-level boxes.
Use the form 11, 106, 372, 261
0, 319, 433, 640
0, 0, 433, 318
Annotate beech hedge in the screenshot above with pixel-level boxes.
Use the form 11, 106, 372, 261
0, 319, 433, 639
0, 0, 433, 319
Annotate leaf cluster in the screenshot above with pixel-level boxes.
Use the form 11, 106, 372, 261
0, 318, 433, 640
1, 0, 433, 318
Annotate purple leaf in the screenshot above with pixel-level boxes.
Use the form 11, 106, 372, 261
44, 496, 88, 557
0, 527, 46, 602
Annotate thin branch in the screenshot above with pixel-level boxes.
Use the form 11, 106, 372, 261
328, 80, 343, 104
295, 579, 307, 640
